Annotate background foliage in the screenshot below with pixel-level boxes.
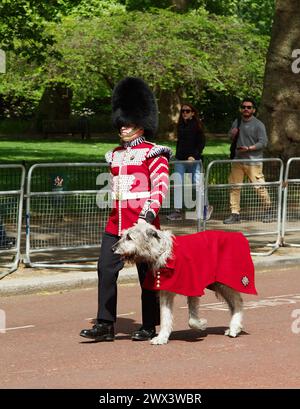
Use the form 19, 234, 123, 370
0, 0, 274, 133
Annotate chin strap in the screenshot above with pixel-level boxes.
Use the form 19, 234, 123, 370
119, 127, 144, 142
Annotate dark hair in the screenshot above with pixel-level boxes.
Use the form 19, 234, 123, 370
241, 97, 256, 108
178, 102, 203, 131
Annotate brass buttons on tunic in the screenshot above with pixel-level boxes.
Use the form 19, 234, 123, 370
156, 271, 161, 288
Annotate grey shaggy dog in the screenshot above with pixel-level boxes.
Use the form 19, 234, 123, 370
113, 221, 244, 345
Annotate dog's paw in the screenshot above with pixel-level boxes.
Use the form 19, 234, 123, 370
150, 335, 169, 345
188, 318, 207, 331
225, 327, 242, 338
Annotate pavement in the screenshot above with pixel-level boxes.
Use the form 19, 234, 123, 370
1, 245, 300, 296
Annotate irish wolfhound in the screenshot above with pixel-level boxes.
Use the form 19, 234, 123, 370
113, 221, 256, 345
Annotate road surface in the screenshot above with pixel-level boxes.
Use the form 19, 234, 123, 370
0, 265, 299, 389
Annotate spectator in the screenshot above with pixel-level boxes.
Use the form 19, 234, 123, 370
167, 103, 212, 221
223, 98, 272, 224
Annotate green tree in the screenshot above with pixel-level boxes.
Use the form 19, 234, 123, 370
1, 8, 268, 132
123, 0, 275, 34
0, 0, 78, 60
123, 1, 206, 12
200, 0, 275, 35
0, 0, 100, 60
68, 0, 125, 17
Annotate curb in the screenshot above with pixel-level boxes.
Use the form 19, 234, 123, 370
0, 267, 138, 297
1, 257, 300, 297
253, 256, 300, 269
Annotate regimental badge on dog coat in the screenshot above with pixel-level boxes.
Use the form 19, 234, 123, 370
143, 230, 257, 297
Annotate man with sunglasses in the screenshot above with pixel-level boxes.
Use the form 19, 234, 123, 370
223, 98, 272, 224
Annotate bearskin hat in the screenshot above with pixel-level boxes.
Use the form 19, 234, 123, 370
112, 77, 158, 138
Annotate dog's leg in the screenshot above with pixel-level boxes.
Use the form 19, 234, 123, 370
213, 283, 243, 337
151, 291, 175, 345
187, 297, 207, 331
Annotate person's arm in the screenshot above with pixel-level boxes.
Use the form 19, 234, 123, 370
228, 119, 238, 141
187, 123, 205, 160
139, 154, 170, 223
195, 126, 206, 158
253, 122, 268, 151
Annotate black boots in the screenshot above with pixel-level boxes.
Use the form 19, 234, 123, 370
223, 213, 241, 224
80, 323, 156, 342
80, 322, 115, 342
131, 326, 156, 341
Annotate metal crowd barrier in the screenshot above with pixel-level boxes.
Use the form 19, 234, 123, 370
2, 157, 297, 273
281, 158, 300, 247
0, 164, 25, 279
203, 158, 284, 256
24, 163, 111, 269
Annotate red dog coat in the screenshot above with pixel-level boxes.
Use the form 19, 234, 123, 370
143, 230, 257, 296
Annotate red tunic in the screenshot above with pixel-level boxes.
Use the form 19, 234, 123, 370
143, 230, 257, 296
105, 137, 171, 236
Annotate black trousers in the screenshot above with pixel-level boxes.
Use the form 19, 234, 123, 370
97, 232, 160, 327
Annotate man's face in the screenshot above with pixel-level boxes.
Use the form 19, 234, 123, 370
240, 101, 255, 119
119, 125, 142, 142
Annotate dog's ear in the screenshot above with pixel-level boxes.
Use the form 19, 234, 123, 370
147, 228, 160, 240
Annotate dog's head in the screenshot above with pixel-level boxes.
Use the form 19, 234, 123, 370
112, 221, 173, 269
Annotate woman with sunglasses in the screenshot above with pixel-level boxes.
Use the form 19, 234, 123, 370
167, 103, 212, 221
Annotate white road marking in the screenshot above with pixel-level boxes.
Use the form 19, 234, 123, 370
1, 325, 35, 333
84, 294, 300, 319
180, 294, 300, 311
118, 312, 136, 317
85, 311, 136, 321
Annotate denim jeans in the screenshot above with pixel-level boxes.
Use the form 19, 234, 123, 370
173, 161, 202, 210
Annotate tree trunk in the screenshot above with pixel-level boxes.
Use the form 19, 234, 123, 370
171, 0, 189, 12
260, 0, 300, 161
33, 82, 73, 132
157, 89, 182, 140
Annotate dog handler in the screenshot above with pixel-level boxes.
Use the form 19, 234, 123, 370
80, 77, 172, 342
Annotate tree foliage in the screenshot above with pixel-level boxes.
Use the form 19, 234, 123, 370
123, 0, 201, 12
0, 0, 60, 60
0, 0, 274, 61
123, 0, 275, 34
0, 1, 128, 61
0, 1, 273, 132
68, 0, 125, 17
1, 8, 268, 122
